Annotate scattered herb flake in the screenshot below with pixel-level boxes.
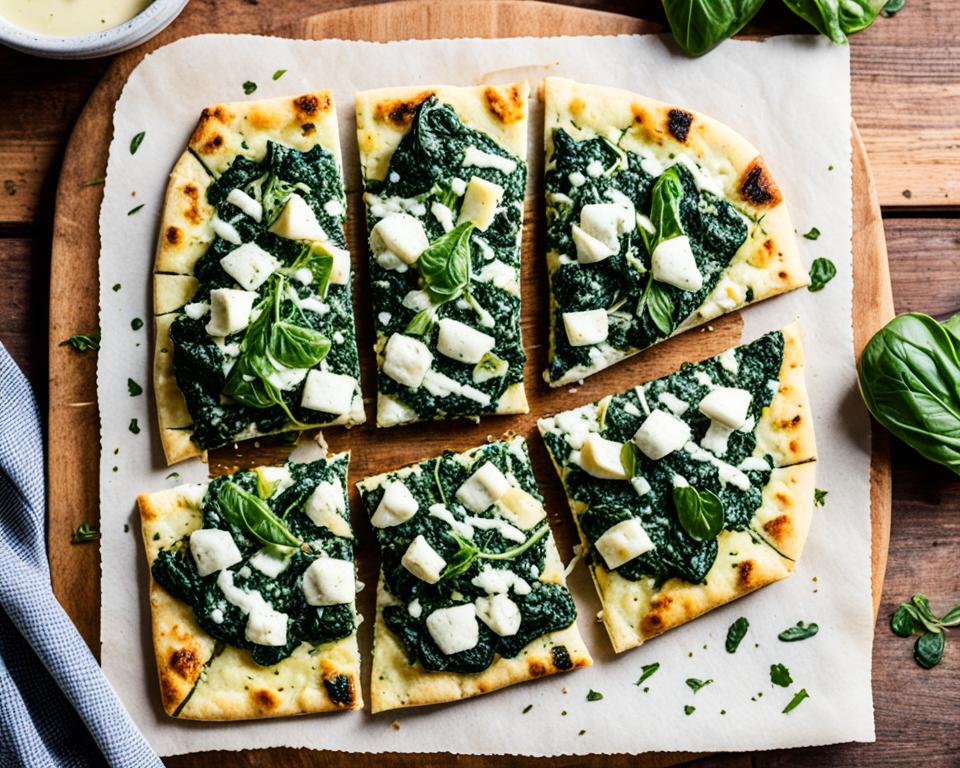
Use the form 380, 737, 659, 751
165, 472, 180, 480
778, 621, 819, 642
123, 523, 130, 533
131, 317, 144, 330
81, 177, 105, 188
272, 69, 287, 80
243, 80, 258, 94
725, 617, 749, 653
803, 227, 821, 241
814, 488, 828, 506
635, 662, 660, 686
152, 532, 160, 541
770, 663, 792, 687
71, 522, 99, 543
127, 378, 143, 397
60, 333, 100, 352
578, 729, 586, 736
808, 257, 837, 292
882, 0, 905, 15
128, 418, 140, 434
127, 204, 144, 216
782, 689, 810, 714
130, 131, 145, 154
683, 705, 695, 716
586, 689, 603, 702
112, 283, 121, 292
685, 678, 713, 693
522, 704, 532, 714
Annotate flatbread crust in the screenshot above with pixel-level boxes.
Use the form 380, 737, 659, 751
544, 77, 808, 386
153, 92, 363, 465
355, 83, 530, 426
137, 469, 363, 720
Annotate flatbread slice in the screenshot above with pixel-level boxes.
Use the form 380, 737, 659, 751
538, 323, 816, 652
137, 453, 363, 720
355, 83, 530, 427
154, 92, 364, 465
356, 437, 591, 713
543, 77, 808, 386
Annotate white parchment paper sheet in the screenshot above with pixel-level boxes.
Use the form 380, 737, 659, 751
97, 33, 872, 756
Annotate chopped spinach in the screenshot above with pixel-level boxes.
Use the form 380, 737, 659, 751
778, 621, 819, 642
685, 677, 713, 693
71, 522, 99, 544
60, 333, 100, 352
770, 663, 792, 687
808, 257, 836, 291
129, 131, 145, 154
635, 661, 660, 685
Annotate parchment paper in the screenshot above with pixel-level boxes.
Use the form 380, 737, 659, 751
97, 33, 873, 756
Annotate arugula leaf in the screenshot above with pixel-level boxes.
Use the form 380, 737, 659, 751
71, 522, 99, 544
915, 630, 946, 669
586, 689, 604, 702
808, 257, 837, 291
778, 621, 819, 642
685, 678, 713, 693
673, 485, 725, 542
219, 481, 300, 548
130, 131, 145, 154
661, 0, 765, 56
725, 617, 749, 652
782, 688, 810, 714
60, 333, 100, 352
635, 661, 660, 686
770, 663, 792, 687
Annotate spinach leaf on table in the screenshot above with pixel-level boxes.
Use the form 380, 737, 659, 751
781, 0, 886, 44
661, 0, 766, 56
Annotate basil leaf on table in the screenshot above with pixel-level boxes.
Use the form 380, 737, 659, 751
661, 0, 766, 56
218, 481, 300, 548
858, 313, 960, 476
808, 257, 836, 291
781, 0, 886, 44
725, 616, 749, 652
778, 620, 819, 642
940, 604, 960, 627
673, 485, 725, 542
914, 630, 946, 669
890, 604, 923, 637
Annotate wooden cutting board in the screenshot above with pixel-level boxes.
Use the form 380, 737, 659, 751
46, 2, 893, 765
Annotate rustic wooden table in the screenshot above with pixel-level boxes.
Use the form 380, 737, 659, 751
0, 1, 957, 766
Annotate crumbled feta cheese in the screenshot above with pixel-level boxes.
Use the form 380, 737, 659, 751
268, 194, 327, 241
652, 235, 702, 292
437, 318, 495, 364
455, 461, 510, 513
401, 535, 447, 584
632, 409, 691, 460
205, 288, 257, 336
562, 309, 608, 346
594, 518, 654, 569
426, 604, 479, 655
302, 557, 355, 606
220, 242, 280, 291
578, 433, 627, 480
300, 370, 356, 415
189, 528, 242, 577
371, 481, 418, 528
382, 333, 433, 388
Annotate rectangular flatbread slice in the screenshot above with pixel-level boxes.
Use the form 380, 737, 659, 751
543, 77, 808, 386
137, 453, 362, 720
154, 92, 364, 465
355, 84, 530, 427
356, 437, 591, 712
538, 323, 816, 652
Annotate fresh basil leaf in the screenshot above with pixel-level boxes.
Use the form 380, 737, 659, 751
405, 305, 439, 336
939, 603, 960, 627
646, 281, 676, 335
891, 604, 922, 637
60, 333, 100, 352
782, 688, 810, 714
814, 488, 828, 506
661, 0, 765, 56
914, 630, 946, 669
685, 678, 713, 693
635, 661, 660, 686
586, 689, 604, 702
803, 226, 821, 240
858, 313, 960, 475
882, 0, 905, 14
808, 257, 836, 291
130, 131, 145, 154
417, 221, 474, 301
778, 620, 819, 642
782, 0, 886, 43
289, 242, 334, 298
770, 663, 793, 687
620, 441, 638, 479
673, 485, 725, 542
219, 481, 300, 548
725, 616, 749, 652
268, 321, 330, 370
642, 165, 686, 255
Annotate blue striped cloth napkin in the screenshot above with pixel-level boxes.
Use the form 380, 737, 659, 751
0, 344, 162, 768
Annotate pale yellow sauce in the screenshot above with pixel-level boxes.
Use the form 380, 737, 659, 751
0, 0, 154, 36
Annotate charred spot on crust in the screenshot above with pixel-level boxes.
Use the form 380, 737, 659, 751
484, 85, 525, 125
667, 108, 693, 143
630, 103, 647, 125
323, 674, 355, 707
739, 158, 782, 208
551, 645, 573, 670
182, 184, 198, 200
528, 659, 548, 677
169, 648, 201, 680
301, 122, 316, 136
737, 560, 755, 587
252, 688, 279, 710
293, 93, 329, 118
165, 226, 182, 245
764, 515, 792, 541
374, 92, 435, 127
774, 492, 792, 508
789, 439, 801, 453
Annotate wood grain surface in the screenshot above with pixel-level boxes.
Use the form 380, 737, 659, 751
0, 0, 956, 766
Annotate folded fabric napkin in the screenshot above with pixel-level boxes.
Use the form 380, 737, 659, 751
0, 344, 162, 768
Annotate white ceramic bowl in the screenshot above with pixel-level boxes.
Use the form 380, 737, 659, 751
0, 0, 189, 59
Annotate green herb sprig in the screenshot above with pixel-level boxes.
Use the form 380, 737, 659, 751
60, 333, 100, 352
770, 663, 792, 687
890, 593, 959, 669
782, 688, 809, 714
685, 678, 713, 693
441, 523, 549, 582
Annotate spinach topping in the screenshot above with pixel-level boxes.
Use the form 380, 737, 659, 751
358, 441, 577, 674
543, 330, 784, 585
364, 97, 527, 419
151, 457, 356, 666
169, 141, 360, 451
545, 128, 748, 383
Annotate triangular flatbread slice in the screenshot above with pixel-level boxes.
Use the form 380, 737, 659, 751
538, 323, 816, 652
543, 77, 807, 386
154, 92, 364, 465
137, 453, 362, 720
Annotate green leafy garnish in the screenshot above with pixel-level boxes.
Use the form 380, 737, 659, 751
127, 378, 143, 397
782, 688, 809, 714
81, 177, 105, 188
112, 283, 121, 292
914, 631, 945, 669
441, 523, 549, 582
770, 663, 792, 687
60, 333, 100, 352
661, 0, 765, 56
802, 227, 821, 240
778, 621, 819, 642
637, 166, 686, 333
131, 317, 144, 330
808, 257, 836, 291
683, 704, 695, 716
218, 481, 300, 548
405, 221, 475, 335
128, 418, 140, 434
685, 678, 713, 693
620, 442, 638, 479
882, 0, 905, 15
814, 488, 828, 506
673, 485, 724, 542
586, 689, 603, 702
165, 472, 180, 480
127, 204, 144, 216
783, 0, 887, 44
272, 69, 287, 80
522, 704, 533, 714
725, 617, 749, 653
130, 131, 145, 154
243, 80, 257, 95
71, 522, 99, 543
890, 593, 959, 669
635, 661, 660, 686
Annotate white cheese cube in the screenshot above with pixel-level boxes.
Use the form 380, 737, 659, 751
457, 176, 504, 231
220, 242, 280, 291
302, 557, 355, 606
580, 203, 631, 252
245, 607, 289, 646
371, 481, 419, 528
189, 528, 242, 577
632, 409, 691, 460
579, 433, 627, 480
425, 604, 479, 655
475, 593, 521, 637
266, 366, 309, 391
327, 244, 351, 285
462, 145, 517, 175
594, 517, 655, 569
226, 188, 263, 222
248, 545, 294, 578
382, 333, 432, 388
205, 288, 257, 337
300, 370, 356, 415
255, 466, 294, 496
455, 461, 510, 513
268, 194, 327, 242
497, 487, 546, 529
651, 235, 702, 292
304, 477, 351, 538
563, 309, 609, 346
436, 318, 495, 364
698, 387, 752, 429
401, 535, 447, 584
371, 213, 429, 265
571, 223, 615, 264
212, 213, 242, 245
